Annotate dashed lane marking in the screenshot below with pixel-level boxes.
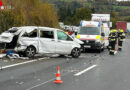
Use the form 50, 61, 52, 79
74, 64, 97, 76
0, 57, 49, 69
26, 78, 55, 90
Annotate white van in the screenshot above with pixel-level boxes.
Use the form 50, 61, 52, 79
0, 26, 81, 58
77, 21, 109, 52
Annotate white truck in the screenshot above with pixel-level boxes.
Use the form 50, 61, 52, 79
127, 22, 130, 32
77, 19, 111, 52
91, 14, 110, 22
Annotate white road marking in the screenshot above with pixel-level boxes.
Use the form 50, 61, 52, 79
26, 69, 71, 90
26, 78, 55, 90
74, 64, 97, 76
1, 57, 48, 69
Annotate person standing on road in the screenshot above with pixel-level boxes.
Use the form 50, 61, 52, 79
108, 30, 113, 51
118, 29, 125, 51
109, 29, 118, 55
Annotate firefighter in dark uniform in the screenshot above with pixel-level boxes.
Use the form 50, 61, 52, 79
109, 29, 118, 55
118, 29, 125, 51
108, 30, 113, 51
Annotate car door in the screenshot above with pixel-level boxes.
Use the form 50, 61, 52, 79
38, 29, 56, 54
19, 29, 39, 51
55, 30, 74, 54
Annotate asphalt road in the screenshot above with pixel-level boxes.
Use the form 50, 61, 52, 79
0, 39, 130, 90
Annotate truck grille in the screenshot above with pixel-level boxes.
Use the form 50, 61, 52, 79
89, 40, 95, 44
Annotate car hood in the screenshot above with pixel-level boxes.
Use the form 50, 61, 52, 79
73, 38, 84, 44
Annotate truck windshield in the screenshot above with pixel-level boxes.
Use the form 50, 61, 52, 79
79, 27, 100, 35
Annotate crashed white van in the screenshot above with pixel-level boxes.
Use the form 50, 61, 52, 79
0, 26, 81, 58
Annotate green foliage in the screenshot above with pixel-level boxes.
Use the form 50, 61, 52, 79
71, 7, 91, 25
124, 16, 130, 22
59, 7, 91, 26
0, 10, 24, 33
110, 12, 118, 29
111, 18, 117, 29
0, 0, 59, 33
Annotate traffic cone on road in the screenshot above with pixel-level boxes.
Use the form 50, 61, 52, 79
54, 66, 63, 84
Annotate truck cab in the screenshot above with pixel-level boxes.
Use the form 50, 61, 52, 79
77, 21, 106, 52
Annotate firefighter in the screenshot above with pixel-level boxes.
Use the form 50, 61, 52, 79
109, 29, 118, 55
108, 30, 113, 51
118, 29, 125, 51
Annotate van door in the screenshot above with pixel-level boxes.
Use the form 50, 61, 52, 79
39, 30, 55, 54
19, 29, 39, 51
55, 30, 73, 54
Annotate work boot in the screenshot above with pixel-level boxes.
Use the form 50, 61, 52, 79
109, 52, 114, 55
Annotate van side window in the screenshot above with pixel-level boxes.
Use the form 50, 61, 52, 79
57, 31, 73, 41
22, 29, 37, 37
40, 31, 54, 39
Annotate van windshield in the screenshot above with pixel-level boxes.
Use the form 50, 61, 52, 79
79, 27, 100, 35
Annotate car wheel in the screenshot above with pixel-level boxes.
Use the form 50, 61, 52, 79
25, 46, 36, 58
71, 48, 81, 58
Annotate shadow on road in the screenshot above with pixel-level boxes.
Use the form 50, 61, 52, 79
83, 49, 104, 53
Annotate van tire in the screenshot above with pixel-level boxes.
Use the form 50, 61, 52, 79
71, 48, 81, 58
25, 46, 36, 58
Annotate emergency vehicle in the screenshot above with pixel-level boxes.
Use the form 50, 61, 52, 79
77, 20, 110, 52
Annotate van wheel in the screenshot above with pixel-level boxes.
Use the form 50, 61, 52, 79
25, 46, 36, 58
71, 48, 81, 58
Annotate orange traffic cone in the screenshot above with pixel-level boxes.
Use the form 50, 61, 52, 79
54, 66, 63, 84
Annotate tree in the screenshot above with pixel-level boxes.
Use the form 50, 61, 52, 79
0, 0, 59, 33
124, 16, 130, 22
110, 11, 118, 29
72, 7, 91, 25
0, 10, 24, 33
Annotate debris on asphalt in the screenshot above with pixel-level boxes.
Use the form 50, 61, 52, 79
7, 53, 29, 60
0, 54, 6, 59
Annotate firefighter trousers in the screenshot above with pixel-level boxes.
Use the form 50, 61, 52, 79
109, 41, 116, 55
118, 41, 123, 51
